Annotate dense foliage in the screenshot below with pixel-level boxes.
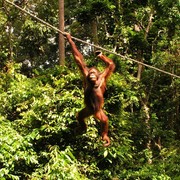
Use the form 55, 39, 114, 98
0, 0, 179, 179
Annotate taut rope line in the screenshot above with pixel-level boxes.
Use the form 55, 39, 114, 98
4, 0, 180, 78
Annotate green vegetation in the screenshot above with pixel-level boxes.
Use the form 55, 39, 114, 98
0, 0, 179, 179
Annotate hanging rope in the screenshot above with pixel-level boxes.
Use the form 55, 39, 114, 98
4, 0, 180, 79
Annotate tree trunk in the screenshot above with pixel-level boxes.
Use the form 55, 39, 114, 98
137, 9, 154, 79
58, 0, 65, 66
137, 9, 154, 164
7, 22, 13, 61
91, 18, 98, 52
141, 99, 152, 164
137, 49, 143, 80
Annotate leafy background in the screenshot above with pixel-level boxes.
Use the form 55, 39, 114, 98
0, 0, 179, 179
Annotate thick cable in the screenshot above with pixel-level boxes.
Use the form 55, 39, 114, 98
4, 0, 180, 78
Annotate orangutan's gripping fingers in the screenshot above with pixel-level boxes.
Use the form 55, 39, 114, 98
95, 50, 102, 57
